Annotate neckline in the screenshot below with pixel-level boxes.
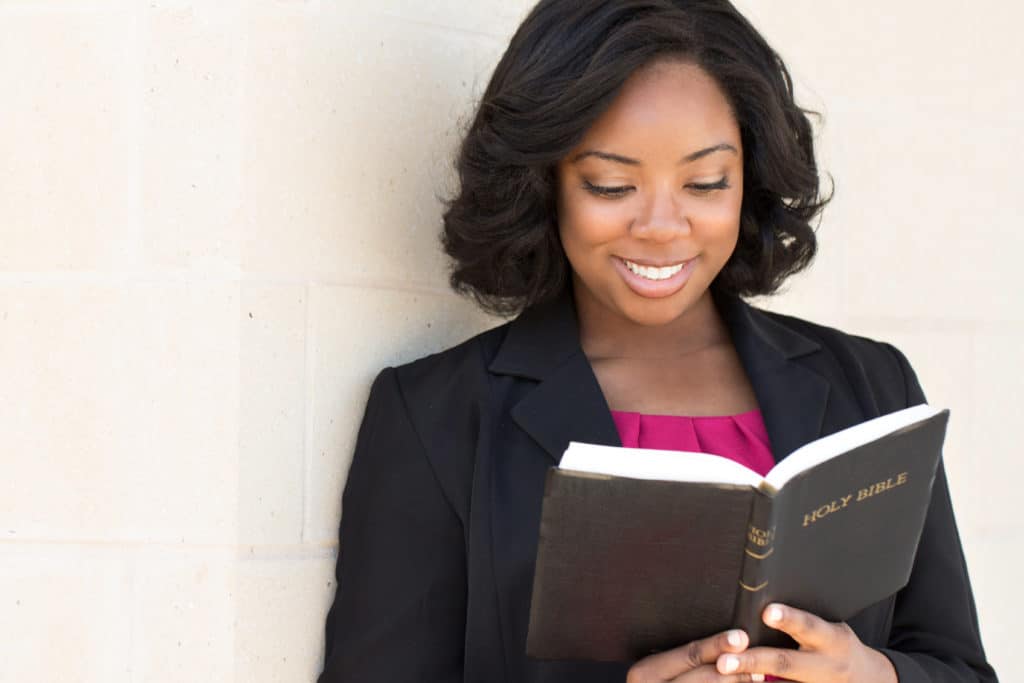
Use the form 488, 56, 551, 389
609, 408, 762, 420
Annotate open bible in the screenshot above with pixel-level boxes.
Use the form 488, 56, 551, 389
525, 404, 949, 662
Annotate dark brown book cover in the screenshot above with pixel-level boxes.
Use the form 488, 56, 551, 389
525, 407, 949, 662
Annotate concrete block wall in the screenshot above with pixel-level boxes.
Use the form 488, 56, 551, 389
0, 1, 1016, 680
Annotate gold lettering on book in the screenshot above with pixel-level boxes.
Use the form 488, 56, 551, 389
747, 525, 775, 547
856, 471, 909, 501
801, 472, 910, 528
802, 494, 853, 526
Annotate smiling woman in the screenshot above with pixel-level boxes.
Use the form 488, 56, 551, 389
317, 2, 998, 682
557, 60, 744, 328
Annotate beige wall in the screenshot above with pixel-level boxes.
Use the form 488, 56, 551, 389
0, 1, 1016, 680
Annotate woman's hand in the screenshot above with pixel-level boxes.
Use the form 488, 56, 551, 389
626, 628, 766, 682
714, 604, 898, 683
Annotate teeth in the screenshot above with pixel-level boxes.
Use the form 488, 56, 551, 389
623, 259, 687, 281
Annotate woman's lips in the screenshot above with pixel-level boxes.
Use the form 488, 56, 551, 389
612, 255, 698, 298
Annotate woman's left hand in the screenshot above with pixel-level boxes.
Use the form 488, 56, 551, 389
714, 603, 898, 683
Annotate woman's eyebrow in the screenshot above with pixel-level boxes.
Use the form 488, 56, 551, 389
571, 143, 738, 166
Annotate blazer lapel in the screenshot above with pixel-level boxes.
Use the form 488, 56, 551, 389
489, 285, 622, 461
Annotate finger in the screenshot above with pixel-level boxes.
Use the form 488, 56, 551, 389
761, 603, 844, 651
666, 664, 766, 683
629, 630, 749, 681
716, 646, 822, 681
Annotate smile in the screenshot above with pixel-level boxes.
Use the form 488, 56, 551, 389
621, 258, 689, 281
613, 256, 698, 299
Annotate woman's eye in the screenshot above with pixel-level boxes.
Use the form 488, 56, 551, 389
687, 178, 731, 194
583, 181, 632, 198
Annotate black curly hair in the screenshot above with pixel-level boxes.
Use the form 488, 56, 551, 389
441, 0, 832, 317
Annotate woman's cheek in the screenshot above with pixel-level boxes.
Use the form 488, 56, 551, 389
561, 216, 614, 253
691, 199, 741, 242
566, 201, 632, 246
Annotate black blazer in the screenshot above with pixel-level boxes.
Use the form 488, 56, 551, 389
318, 286, 997, 683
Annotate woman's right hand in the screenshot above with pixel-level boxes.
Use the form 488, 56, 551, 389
625, 629, 765, 683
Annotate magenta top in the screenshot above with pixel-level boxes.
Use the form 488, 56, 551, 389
610, 408, 780, 679
610, 408, 776, 476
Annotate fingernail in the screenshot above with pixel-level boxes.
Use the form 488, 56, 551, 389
751, 675, 765, 682
764, 604, 783, 624
720, 655, 739, 673
727, 630, 743, 647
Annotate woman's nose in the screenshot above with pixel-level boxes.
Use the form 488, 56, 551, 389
629, 188, 691, 241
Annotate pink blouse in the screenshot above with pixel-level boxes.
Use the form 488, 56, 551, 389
610, 408, 775, 476
609, 408, 779, 680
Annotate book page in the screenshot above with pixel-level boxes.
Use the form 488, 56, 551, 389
559, 441, 764, 487
764, 403, 943, 490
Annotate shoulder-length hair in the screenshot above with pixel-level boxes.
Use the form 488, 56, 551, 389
441, 0, 832, 317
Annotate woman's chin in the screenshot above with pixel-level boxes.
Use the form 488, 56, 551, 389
616, 293, 707, 328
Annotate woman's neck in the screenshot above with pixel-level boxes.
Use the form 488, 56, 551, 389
575, 287, 731, 361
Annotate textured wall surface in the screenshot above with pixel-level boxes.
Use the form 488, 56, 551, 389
0, 1, 1017, 680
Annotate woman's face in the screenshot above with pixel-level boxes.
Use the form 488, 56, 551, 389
556, 59, 744, 328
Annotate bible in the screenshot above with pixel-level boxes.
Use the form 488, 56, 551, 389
525, 403, 949, 662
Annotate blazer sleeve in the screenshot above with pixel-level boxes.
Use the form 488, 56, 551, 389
317, 366, 466, 682
876, 344, 998, 682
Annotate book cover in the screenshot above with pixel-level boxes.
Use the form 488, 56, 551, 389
525, 405, 949, 662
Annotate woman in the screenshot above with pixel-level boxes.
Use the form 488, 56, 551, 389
318, 1, 997, 681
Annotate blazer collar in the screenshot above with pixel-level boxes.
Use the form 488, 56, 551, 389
488, 284, 830, 464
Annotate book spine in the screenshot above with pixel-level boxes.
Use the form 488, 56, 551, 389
732, 490, 777, 645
